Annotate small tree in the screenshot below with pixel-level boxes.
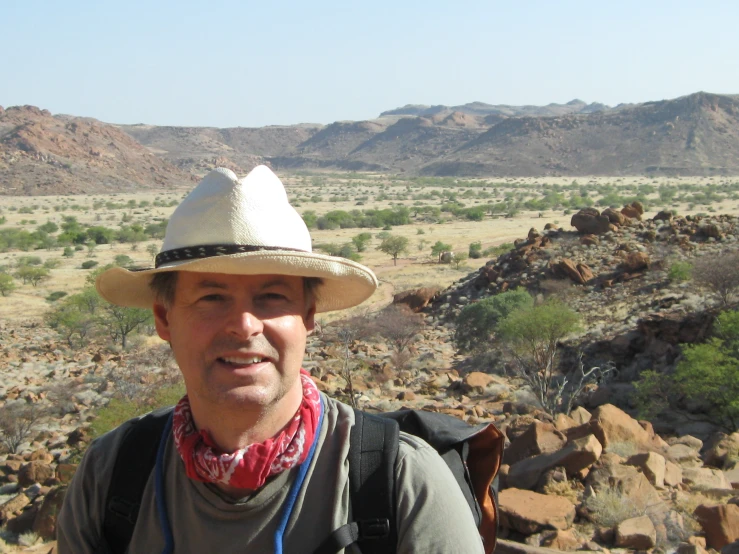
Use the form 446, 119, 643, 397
431, 241, 452, 263
673, 309, 739, 430
0, 272, 16, 296
46, 294, 98, 347
324, 315, 372, 408
693, 251, 739, 306
498, 299, 586, 415
146, 243, 159, 262
451, 252, 468, 270
371, 305, 424, 370
97, 304, 154, 348
378, 235, 409, 266
0, 402, 44, 454
351, 232, 372, 253
15, 265, 50, 286
469, 241, 482, 259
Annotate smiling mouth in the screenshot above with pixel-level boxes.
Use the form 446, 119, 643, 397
218, 356, 268, 366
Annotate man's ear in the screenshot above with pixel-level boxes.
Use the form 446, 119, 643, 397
304, 302, 316, 334
153, 303, 172, 341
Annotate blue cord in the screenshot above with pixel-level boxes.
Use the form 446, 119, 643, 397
155, 412, 175, 554
154, 399, 325, 554
274, 398, 325, 554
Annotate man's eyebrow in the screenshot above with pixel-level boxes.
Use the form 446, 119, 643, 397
195, 280, 229, 290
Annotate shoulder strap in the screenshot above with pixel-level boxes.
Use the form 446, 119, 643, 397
101, 407, 173, 554
313, 410, 399, 554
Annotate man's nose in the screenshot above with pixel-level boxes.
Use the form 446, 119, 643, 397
226, 306, 264, 338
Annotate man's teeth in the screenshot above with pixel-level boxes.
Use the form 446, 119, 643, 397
222, 356, 264, 364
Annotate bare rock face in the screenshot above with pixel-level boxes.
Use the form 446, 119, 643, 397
570, 209, 612, 235
539, 529, 582, 551
694, 503, 739, 550
615, 515, 657, 549
504, 421, 567, 465
626, 452, 667, 488
588, 404, 652, 450
498, 488, 576, 535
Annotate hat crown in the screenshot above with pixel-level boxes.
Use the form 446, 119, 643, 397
162, 166, 311, 254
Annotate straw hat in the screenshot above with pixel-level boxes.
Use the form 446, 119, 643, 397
95, 166, 378, 312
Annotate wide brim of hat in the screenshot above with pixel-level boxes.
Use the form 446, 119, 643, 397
95, 250, 379, 313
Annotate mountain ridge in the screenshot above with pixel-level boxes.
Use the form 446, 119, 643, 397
3, 92, 739, 195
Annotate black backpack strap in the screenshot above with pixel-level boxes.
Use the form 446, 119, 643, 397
314, 410, 399, 554
101, 407, 173, 554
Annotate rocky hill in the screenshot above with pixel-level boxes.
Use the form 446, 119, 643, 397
4, 91, 739, 196
0, 106, 195, 195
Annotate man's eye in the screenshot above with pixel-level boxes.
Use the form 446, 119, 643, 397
261, 293, 287, 301
200, 294, 224, 302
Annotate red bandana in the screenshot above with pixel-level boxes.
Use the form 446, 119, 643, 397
172, 369, 322, 490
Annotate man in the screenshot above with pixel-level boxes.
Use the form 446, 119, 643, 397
57, 166, 484, 553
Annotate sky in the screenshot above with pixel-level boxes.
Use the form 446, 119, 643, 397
2, 0, 738, 128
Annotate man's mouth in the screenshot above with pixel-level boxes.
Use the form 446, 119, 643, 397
218, 356, 268, 366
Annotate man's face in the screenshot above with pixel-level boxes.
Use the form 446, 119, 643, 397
153, 272, 315, 416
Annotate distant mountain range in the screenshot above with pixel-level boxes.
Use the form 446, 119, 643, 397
2, 92, 739, 195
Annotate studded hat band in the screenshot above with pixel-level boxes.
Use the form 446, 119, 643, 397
154, 244, 309, 268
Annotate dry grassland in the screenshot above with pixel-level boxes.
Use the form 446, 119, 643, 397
2, 174, 739, 327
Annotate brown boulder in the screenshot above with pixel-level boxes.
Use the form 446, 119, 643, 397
393, 286, 440, 312
18, 461, 55, 487
577, 264, 594, 282
620, 251, 650, 272
571, 210, 612, 235
602, 207, 626, 225
579, 234, 600, 246
507, 434, 602, 489
694, 503, 739, 550
615, 515, 657, 549
504, 421, 567, 465
462, 371, 496, 394
622, 201, 645, 220
540, 529, 581, 551
33, 486, 67, 540
499, 488, 576, 534
553, 258, 588, 285
626, 452, 666, 488
653, 210, 674, 222
0, 493, 30, 522
589, 404, 652, 450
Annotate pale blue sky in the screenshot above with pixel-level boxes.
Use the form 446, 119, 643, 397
2, 0, 737, 127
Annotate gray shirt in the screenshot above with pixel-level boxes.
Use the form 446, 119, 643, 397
58, 395, 484, 553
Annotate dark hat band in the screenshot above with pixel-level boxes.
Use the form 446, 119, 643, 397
155, 244, 308, 268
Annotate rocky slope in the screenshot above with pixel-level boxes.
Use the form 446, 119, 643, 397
2, 208, 739, 550
0, 106, 195, 195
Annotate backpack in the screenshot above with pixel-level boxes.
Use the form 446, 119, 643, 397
102, 406, 503, 554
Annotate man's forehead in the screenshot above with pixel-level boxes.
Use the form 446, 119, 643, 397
185, 273, 303, 289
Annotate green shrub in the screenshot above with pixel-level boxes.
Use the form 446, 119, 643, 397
668, 261, 693, 282
46, 291, 68, 302
454, 288, 533, 353
81, 260, 98, 269
584, 485, 647, 528
469, 241, 482, 259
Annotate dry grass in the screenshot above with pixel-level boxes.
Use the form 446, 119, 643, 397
3, 174, 739, 327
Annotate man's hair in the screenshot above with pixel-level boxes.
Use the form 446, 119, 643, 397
149, 271, 323, 308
